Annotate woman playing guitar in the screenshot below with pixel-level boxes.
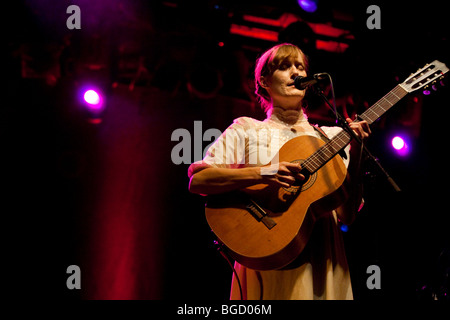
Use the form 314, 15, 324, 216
188, 43, 371, 300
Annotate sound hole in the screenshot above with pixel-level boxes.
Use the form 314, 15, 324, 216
282, 159, 317, 193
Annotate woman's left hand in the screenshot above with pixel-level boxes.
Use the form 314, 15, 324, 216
346, 118, 371, 141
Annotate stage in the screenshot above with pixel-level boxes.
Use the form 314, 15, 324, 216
4, 0, 449, 303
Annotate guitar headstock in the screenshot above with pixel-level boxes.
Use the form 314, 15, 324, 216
400, 60, 449, 93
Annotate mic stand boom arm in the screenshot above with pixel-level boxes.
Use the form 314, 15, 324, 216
315, 88, 401, 193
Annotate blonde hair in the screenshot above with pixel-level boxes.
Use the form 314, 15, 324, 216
254, 43, 309, 112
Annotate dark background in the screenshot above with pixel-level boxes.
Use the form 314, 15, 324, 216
3, 0, 449, 301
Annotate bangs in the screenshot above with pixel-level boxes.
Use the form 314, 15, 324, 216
264, 44, 308, 76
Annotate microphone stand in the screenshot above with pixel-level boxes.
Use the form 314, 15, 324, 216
315, 87, 402, 193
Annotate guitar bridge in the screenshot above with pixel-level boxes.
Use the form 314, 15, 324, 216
246, 199, 277, 230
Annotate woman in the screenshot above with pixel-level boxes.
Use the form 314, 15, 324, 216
188, 43, 371, 300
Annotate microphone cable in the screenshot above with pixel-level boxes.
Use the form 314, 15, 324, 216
214, 240, 243, 300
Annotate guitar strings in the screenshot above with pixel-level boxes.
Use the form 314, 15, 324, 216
301, 85, 408, 174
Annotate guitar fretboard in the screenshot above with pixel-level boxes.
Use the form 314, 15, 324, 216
302, 85, 408, 174
359, 85, 408, 125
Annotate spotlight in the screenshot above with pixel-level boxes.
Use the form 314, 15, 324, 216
84, 89, 101, 106
298, 0, 318, 13
391, 135, 410, 156
392, 136, 405, 150
79, 86, 106, 124
81, 88, 105, 112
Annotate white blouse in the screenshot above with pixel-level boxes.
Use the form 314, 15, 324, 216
191, 114, 350, 172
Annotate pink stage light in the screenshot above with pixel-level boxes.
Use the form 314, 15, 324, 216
391, 136, 410, 156
82, 88, 105, 114
80, 87, 105, 124
392, 136, 405, 150
84, 89, 101, 105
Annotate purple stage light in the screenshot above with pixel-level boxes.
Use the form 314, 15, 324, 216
298, 0, 318, 13
82, 88, 105, 114
392, 136, 405, 150
84, 89, 101, 106
391, 136, 410, 156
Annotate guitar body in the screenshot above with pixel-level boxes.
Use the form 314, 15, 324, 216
205, 135, 349, 270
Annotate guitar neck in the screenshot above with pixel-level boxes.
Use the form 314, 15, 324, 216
302, 84, 408, 174
358, 84, 408, 125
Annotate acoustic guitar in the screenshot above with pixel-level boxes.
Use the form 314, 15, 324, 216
205, 61, 448, 270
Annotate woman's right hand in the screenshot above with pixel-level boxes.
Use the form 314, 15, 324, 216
260, 161, 305, 188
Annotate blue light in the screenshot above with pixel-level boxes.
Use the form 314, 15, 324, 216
298, 0, 318, 13
340, 224, 349, 232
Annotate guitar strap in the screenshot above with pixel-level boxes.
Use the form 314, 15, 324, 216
312, 125, 347, 160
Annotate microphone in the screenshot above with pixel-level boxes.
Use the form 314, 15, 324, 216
294, 73, 328, 90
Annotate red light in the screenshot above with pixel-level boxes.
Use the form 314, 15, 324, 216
230, 24, 278, 42
88, 118, 103, 124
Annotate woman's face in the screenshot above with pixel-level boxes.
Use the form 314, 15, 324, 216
263, 53, 307, 109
